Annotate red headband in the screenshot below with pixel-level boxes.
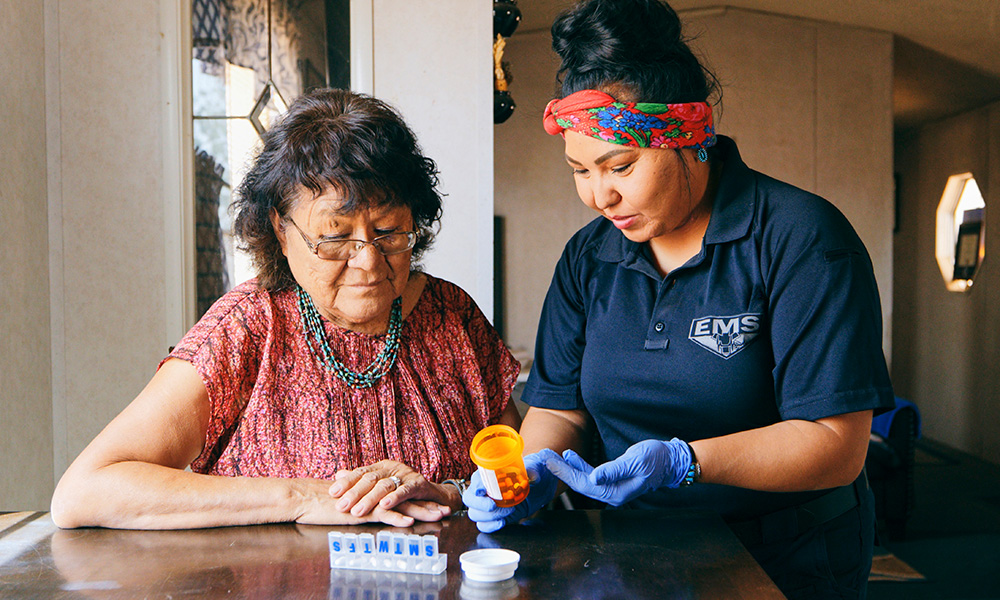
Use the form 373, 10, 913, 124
543, 89, 716, 150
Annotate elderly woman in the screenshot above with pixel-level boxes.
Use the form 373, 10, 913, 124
51, 89, 520, 529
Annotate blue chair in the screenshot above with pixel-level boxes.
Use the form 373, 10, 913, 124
866, 397, 921, 540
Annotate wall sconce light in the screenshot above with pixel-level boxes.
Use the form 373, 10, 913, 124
935, 173, 986, 292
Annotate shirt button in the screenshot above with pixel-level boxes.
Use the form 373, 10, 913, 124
654, 322, 665, 332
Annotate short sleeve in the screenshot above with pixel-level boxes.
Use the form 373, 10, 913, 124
521, 235, 590, 410
471, 309, 520, 423
761, 199, 894, 420
164, 282, 270, 471
433, 279, 520, 423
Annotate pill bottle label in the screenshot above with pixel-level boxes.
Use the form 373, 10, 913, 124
478, 466, 503, 501
478, 465, 529, 507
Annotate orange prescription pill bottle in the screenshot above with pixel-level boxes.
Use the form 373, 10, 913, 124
469, 425, 530, 508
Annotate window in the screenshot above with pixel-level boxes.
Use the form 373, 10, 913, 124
190, 0, 348, 316
936, 173, 986, 292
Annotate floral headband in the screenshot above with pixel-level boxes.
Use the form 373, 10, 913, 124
543, 89, 716, 157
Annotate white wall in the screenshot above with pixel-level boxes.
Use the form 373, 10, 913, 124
46, 0, 171, 502
495, 9, 895, 360
369, 1, 496, 318
1, 0, 53, 511
893, 102, 1000, 463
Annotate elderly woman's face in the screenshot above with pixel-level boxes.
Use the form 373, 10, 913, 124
275, 187, 414, 334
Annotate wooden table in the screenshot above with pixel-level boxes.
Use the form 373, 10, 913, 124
0, 509, 784, 598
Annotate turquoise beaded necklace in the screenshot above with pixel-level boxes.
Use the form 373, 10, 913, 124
296, 286, 403, 388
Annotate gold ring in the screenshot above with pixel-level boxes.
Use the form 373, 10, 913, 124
387, 475, 402, 490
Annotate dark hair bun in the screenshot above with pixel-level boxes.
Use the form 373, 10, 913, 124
551, 0, 718, 104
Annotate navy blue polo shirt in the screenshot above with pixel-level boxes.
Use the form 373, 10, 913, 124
523, 136, 894, 520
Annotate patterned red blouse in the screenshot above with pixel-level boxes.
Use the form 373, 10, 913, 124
166, 275, 519, 483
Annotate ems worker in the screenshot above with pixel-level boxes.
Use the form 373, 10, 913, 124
463, 1, 893, 598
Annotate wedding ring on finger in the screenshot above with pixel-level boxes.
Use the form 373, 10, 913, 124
386, 475, 402, 490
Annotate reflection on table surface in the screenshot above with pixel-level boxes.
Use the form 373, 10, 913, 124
0, 509, 784, 599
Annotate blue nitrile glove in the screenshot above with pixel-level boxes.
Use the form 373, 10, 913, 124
463, 449, 561, 533
546, 438, 692, 507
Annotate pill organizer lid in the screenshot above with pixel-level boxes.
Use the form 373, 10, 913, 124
459, 548, 520, 582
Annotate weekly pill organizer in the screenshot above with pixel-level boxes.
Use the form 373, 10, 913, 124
328, 530, 522, 584
328, 531, 447, 575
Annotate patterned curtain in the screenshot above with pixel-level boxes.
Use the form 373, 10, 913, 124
194, 149, 229, 317
192, 0, 303, 105
193, 0, 226, 76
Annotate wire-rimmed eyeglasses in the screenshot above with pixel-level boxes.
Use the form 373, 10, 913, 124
284, 216, 417, 261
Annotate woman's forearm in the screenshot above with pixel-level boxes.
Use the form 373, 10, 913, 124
49, 358, 340, 529
690, 410, 873, 492
50, 461, 335, 529
519, 406, 592, 456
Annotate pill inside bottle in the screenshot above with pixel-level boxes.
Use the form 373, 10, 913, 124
469, 425, 530, 507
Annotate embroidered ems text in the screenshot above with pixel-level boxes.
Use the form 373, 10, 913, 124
688, 314, 761, 359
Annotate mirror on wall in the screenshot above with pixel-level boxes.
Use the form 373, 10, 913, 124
190, 0, 349, 317
936, 173, 986, 292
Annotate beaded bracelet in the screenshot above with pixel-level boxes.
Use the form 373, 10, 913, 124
680, 443, 701, 487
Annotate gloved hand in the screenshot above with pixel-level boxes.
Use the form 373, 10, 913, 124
463, 449, 561, 533
546, 438, 692, 507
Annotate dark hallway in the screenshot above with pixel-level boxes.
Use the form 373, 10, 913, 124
868, 439, 1000, 599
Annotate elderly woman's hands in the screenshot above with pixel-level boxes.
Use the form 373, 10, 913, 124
327, 460, 459, 524
292, 478, 425, 527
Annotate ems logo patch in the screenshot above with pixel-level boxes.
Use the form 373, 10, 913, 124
688, 314, 761, 359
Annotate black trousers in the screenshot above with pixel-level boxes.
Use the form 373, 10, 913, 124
736, 476, 876, 599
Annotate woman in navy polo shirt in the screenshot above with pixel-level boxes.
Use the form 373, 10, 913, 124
463, 1, 894, 598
